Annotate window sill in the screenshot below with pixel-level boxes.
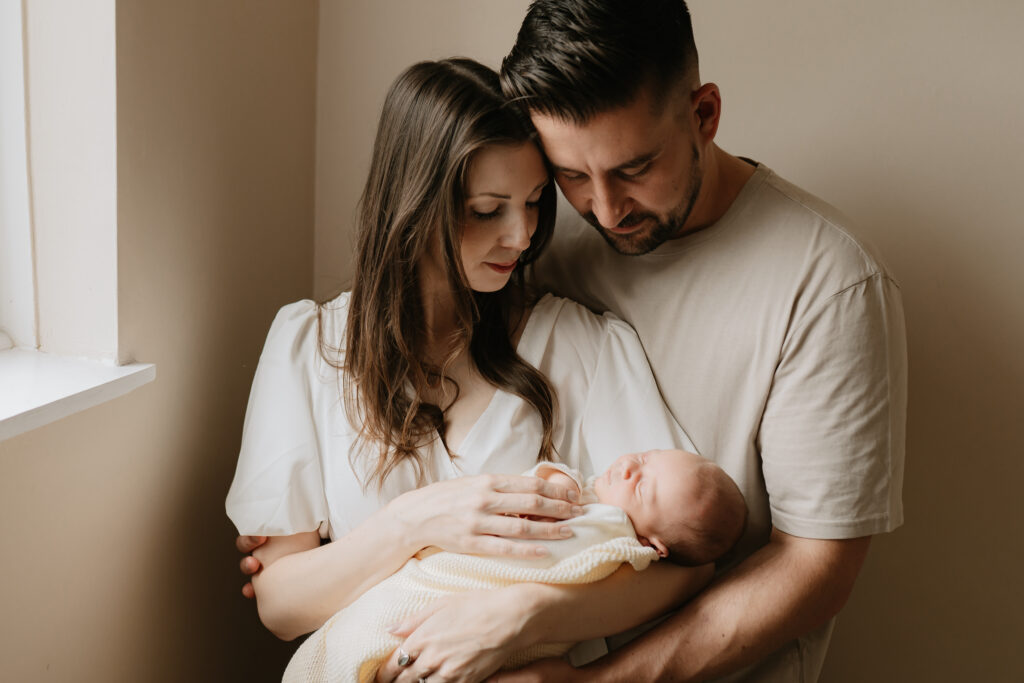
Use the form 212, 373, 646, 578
0, 349, 155, 441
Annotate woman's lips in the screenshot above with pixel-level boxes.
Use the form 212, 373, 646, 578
485, 259, 518, 274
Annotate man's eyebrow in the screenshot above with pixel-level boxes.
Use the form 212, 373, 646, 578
552, 151, 660, 177
615, 149, 660, 170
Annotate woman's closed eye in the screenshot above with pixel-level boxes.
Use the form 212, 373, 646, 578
471, 208, 501, 220
469, 203, 502, 220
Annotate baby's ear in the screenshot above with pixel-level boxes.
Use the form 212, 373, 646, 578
638, 535, 670, 559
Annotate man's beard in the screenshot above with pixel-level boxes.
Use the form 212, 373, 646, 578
585, 145, 703, 256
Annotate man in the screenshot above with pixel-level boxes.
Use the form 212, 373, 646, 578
490, 2, 905, 680
240, 2, 906, 680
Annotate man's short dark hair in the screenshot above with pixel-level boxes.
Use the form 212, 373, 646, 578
500, 0, 699, 123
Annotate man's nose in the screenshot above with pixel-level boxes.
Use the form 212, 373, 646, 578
591, 179, 630, 229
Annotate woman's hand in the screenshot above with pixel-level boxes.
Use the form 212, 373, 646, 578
387, 474, 582, 559
375, 588, 532, 683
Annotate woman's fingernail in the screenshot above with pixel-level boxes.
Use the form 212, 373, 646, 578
535, 546, 549, 557
559, 526, 573, 538
572, 506, 584, 516
568, 490, 579, 502
385, 623, 400, 634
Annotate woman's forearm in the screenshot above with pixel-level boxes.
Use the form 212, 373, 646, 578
515, 561, 714, 646
252, 506, 418, 641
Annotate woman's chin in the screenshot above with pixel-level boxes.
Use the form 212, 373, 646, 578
469, 275, 513, 293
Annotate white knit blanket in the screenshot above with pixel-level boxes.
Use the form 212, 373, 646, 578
283, 504, 656, 682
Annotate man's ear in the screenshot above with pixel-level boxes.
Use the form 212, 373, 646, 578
638, 535, 670, 559
690, 82, 722, 141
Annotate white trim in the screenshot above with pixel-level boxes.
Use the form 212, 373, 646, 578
25, 0, 118, 361
0, 349, 155, 441
0, 0, 149, 442
0, 0, 37, 349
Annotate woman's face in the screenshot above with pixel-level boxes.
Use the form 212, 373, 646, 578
460, 143, 549, 292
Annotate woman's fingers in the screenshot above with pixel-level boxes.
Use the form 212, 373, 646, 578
235, 534, 267, 553
483, 491, 582, 520
475, 514, 574, 541
239, 555, 262, 576
486, 474, 579, 503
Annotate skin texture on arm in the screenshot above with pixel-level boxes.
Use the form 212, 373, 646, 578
251, 511, 417, 641
248, 473, 582, 641
495, 530, 872, 682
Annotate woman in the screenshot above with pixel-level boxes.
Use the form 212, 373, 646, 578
227, 59, 705, 681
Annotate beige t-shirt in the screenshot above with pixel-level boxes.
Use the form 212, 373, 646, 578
534, 163, 907, 682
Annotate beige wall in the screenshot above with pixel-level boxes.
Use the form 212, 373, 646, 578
314, 0, 534, 297
0, 1, 316, 681
2, 1, 1019, 680
315, 1, 1024, 681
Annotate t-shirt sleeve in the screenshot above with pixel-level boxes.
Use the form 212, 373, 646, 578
225, 300, 331, 538
760, 273, 907, 538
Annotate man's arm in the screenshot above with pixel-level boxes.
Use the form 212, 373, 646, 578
501, 529, 870, 682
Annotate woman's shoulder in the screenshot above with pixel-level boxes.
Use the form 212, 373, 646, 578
519, 294, 637, 373
524, 294, 630, 345
261, 292, 351, 363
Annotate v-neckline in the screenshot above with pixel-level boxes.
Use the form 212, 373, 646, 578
443, 298, 544, 465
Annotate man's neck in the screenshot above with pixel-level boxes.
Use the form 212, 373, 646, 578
684, 145, 757, 234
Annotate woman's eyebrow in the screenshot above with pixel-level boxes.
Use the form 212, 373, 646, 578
470, 180, 547, 200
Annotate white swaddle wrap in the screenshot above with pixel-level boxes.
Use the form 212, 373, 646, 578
283, 502, 657, 682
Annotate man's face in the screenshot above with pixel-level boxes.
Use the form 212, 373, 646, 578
531, 86, 703, 255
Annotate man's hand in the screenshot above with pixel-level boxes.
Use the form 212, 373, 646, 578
487, 658, 579, 682
235, 535, 267, 598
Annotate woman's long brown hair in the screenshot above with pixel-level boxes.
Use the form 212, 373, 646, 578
320, 59, 558, 490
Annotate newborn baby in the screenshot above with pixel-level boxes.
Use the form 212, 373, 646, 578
553, 448, 748, 565
284, 449, 747, 682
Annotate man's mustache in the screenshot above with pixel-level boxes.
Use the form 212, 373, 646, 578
583, 211, 658, 231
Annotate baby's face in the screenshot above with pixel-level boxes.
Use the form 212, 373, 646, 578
593, 449, 704, 558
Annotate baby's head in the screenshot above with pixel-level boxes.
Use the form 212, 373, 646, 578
593, 449, 747, 566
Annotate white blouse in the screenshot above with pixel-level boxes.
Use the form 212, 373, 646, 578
226, 293, 694, 540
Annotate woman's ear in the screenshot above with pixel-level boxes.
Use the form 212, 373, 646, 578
638, 535, 670, 559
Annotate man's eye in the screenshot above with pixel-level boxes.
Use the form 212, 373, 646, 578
621, 164, 650, 179
558, 171, 586, 182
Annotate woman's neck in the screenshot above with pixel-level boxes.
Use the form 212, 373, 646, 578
419, 269, 461, 364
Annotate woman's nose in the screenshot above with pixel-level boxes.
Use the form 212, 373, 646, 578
503, 212, 534, 250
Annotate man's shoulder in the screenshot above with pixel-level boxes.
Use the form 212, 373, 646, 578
749, 168, 896, 284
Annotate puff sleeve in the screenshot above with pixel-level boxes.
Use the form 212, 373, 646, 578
226, 300, 331, 538
529, 297, 696, 477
